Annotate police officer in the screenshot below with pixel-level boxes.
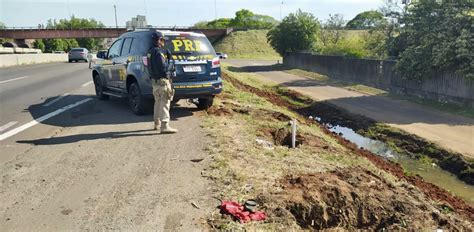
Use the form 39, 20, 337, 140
148, 32, 178, 134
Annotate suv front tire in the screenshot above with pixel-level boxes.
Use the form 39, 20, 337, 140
94, 74, 109, 100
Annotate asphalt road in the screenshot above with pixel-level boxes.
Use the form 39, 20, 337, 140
225, 59, 474, 159
0, 62, 213, 230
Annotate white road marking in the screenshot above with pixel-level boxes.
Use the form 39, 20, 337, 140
0, 76, 29, 84
0, 122, 18, 133
43, 93, 70, 107
82, 81, 93, 87
0, 98, 93, 141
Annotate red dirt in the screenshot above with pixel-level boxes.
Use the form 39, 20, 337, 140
222, 72, 474, 222
272, 168, 472, 230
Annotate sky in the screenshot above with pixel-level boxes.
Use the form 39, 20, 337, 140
1, 0, 386, 28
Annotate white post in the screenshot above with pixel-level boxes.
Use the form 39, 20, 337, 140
291, 119, 296, 148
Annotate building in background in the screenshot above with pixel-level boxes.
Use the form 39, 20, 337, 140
126, 15, 148, 30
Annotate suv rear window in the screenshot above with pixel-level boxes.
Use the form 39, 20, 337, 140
165, 35, 215, 60
71, 48, 84, 52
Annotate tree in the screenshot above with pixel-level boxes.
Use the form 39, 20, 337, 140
395, 0, 474, 80
207, 18, 232, 28
193, 9, 277, 29
363, 30, 388, 59
33, 39, 45, 52
0, 21, 5, 29
346, 10, 387, 29
267, 10, 320, 57
43, 16, 104, 52
319, 14, 346, 46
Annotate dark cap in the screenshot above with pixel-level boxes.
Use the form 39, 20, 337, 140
151, 32, 163, 41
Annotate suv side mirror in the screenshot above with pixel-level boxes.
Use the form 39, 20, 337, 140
97, 52, 105, 59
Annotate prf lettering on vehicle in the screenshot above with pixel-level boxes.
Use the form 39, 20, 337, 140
171, 37, 203, 52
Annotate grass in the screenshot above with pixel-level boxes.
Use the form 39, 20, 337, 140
214, 30, 281, 60
202, 65, 402, 230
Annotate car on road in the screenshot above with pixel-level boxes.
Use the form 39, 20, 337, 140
216, 52, 228, 59
68, 48, 89, 62
92, 29, 223, 115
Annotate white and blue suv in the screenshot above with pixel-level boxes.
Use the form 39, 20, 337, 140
92, 29, 223, 115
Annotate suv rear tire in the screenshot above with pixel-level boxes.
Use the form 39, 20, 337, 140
94, 75, 109, 100
129, 82, 147, 115
197, 97, 214, 110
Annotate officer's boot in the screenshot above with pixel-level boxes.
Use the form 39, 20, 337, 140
153, 119, 161, 131
160, 122, 178, 134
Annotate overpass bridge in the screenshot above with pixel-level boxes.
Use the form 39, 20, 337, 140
0, 27, 234, 47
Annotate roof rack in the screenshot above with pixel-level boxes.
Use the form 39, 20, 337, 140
129, 28, 156, 32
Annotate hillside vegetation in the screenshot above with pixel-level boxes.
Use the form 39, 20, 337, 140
213, 30, 280, 60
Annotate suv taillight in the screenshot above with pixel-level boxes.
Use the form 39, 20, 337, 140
212, 57, 220, 68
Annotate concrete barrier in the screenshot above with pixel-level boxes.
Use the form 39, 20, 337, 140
0, 47, 15, 54
12, 48, 42, 54
285, 53, 474, 109
0, 53, 68, 67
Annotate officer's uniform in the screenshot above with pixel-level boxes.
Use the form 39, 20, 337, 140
147, 36, 178, 133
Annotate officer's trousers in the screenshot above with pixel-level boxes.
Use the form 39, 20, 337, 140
152, 78, 173, 126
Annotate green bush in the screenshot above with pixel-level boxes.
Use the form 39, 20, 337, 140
267, 10, 320, 57
317, 37, 369, 58
33, 39, 45, 52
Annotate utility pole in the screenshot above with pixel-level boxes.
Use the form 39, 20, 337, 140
114, 5, 118, 29
214, 0, 217, 20
280, 1, 284, 21
114, 4, 119, 36
66, 0, 71, 18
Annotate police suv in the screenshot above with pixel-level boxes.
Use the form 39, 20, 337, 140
92, 29, 223, 115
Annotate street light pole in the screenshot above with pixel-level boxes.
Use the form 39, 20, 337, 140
66, 0, 71, 18
215, 0, 217, 20
280, 1, 284, 21
114, 5, 118, 29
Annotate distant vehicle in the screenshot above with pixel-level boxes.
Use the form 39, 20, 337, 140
68, 48, 89, 62
92, 29, 223, 115
216, 52, 228, 59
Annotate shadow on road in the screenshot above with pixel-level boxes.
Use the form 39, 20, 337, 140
227, 64, 290, 73
17, 94, 199, 145
17, 129, 157, 145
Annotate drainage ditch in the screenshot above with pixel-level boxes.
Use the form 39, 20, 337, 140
223, 72, 474, 207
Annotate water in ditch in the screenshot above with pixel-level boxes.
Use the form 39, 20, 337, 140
321, 122, 474, 205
